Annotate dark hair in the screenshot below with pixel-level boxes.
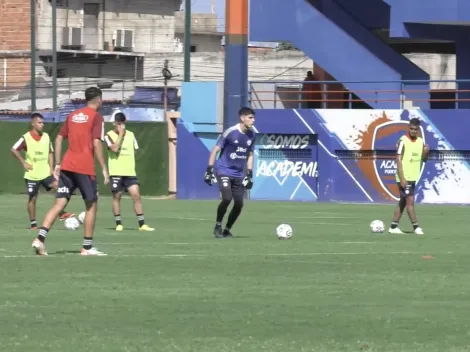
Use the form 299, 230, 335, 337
239, 107, 255, 117
409, 118, 421, 126
85, 87, 103, 102
31, 112, 44, 120
114, 112, 126, 122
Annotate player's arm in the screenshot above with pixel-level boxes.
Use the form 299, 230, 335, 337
207, 132, 226, 167
396, 140, 407, 187
247, 151, 254, 172
11, 137, 31, 170
105, 134, 122, 153
48, 142, 54, 175
207, 145, 221, 167
134, 137, 139, 150
92, 115, 109, 184
55, 119, 69, 167
422, 144, 429, 161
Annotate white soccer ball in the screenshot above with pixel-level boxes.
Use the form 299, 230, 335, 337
64, 217, 80, 231
370, 220, 385, 233
276, 224, 293, 240
78, 211, 86, 224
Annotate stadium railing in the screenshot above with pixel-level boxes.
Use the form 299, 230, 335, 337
248, 79, 470, 109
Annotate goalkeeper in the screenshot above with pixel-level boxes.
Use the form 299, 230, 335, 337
204, 107, 257, 238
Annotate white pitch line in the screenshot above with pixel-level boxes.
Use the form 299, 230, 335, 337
0, 251, 451, 259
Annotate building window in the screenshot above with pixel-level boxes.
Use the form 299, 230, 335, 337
190, 45, 197, 53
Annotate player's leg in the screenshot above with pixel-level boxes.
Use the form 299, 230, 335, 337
214, 175, 232, 238
44, 176, 74, 220
25, 180, 39, 229
126, 178, 154, 231
404, 182, 423, 235
76, 173, 106, 256
388, 183, 407, 234
111, 177, 124, 231
112, 191, 123, 231
223, 177, 245, 237
32, 172, 74, 255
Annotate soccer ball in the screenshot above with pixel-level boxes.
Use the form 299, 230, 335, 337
370, 220, 385, 233
78, 211, 86, 224
64, 217, 80, 231
276, 224, 293, 240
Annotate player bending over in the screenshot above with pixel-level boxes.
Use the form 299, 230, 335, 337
31, 87, 109, 256
104, 112, 154, 232
11, 112, 74, 229
388, 118, 428, 235
204, 107, 256, 238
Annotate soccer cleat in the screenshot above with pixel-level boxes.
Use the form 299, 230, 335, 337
32, 238, 48, 256
414, 227, 424, 235
59, 212, 75, 221
139, 224, 155, 232
213, 225, 224, 238
80, 247, 107, 256
223, 229, 234, 238
388, 227, 404, 234
115, 224, 124, 232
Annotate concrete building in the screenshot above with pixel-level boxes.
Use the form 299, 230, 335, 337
174, 12, 223, 53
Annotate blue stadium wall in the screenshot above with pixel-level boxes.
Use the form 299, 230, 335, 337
177, 82, 470, 204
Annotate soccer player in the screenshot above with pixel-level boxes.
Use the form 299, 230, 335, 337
104, 112, 154, 232
11, 112, 74, 229
31, 87, 109, 256
204, 107, 256, 238
388, 118, 429, 235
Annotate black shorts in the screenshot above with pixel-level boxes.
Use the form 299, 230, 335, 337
110, 176, 139, 193
25, 175, 56, 197
56, 170, 98, 202
216, 175, 245, 199
397, 181, 416, 198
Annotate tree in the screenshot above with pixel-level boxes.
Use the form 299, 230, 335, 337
275, 41, 299, 51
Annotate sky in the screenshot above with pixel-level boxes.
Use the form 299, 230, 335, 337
181, 0, 277, 47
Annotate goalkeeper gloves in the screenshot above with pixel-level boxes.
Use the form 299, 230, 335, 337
243, 170, 253, 189
204, 166, 216, 186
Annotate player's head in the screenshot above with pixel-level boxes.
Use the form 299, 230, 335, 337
409, 118, 420, 139
113, 112, 126, 127
239, 107, 255, 130
85, 87, 103, 109
30, 112, 45, 133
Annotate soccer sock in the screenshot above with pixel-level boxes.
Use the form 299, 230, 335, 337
30, 219, 37, 228
115, 214, 122, 226
391, 221, 399, 229
38, 227, 49, 243
83, 237, 93, 250
136, 214, 145, 227
412, 221, 419, 230
215, 222, 222, 228
216, 200, 231, 223
225, 204, 243, 230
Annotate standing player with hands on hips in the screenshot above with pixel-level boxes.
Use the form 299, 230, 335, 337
32, 87, 109, 256
388, 118, 428, 235
204, 107, 256, 238
104, 112, 154, 232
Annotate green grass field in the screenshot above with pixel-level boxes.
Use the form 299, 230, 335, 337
1, 194, 470, 352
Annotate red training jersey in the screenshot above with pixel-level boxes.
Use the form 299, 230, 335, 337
59, 106, 104, 176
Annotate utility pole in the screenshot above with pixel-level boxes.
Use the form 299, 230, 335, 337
183, 0, 191, 82
162, 60, 176, 196
30, 0, 36, 111
52, 0, 58, 110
